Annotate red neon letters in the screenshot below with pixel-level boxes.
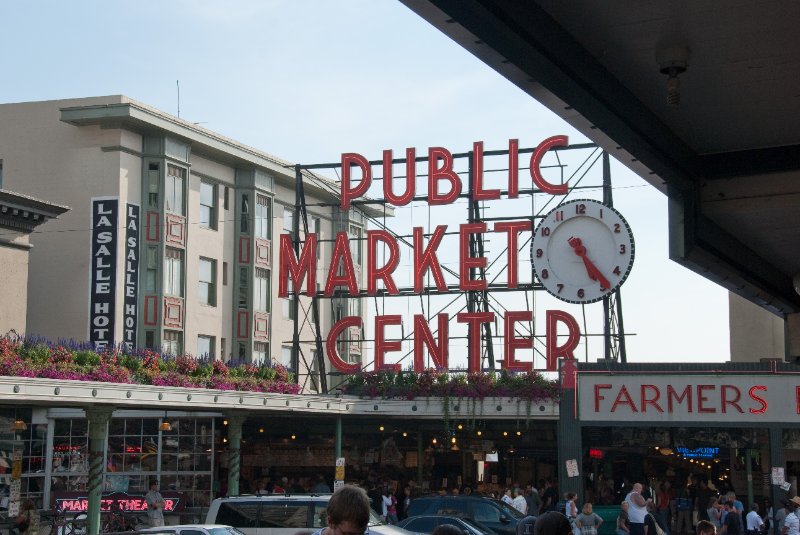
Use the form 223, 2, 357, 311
278, 136, 580, 374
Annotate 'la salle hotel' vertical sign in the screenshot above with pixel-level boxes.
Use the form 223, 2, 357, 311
89, 198, 118, 350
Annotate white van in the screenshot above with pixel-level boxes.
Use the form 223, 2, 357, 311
204, 494, 411, 535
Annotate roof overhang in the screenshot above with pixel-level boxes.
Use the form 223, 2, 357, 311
401, 0, 800, 316
60, 99, 393, 219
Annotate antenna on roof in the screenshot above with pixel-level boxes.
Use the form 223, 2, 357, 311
176, 80, 181, 118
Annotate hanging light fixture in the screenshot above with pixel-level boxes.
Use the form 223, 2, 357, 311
10, 419, 27, 432
159, 413, 172, 432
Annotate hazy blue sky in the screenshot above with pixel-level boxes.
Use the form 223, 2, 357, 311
0, 0, 729, 363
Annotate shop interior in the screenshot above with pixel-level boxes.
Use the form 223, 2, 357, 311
222, 415, 559, 494
581, 426, 773, 507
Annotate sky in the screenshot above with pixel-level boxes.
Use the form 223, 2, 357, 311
0, 0, 730, 364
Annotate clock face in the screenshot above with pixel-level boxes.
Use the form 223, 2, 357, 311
531, 199, 634, 304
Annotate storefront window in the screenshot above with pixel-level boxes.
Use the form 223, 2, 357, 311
52, 418, 90, 494
0, 409, 47, 508
51, 415, 215, 509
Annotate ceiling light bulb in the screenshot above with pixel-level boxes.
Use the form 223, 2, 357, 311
379, 426, 384, 432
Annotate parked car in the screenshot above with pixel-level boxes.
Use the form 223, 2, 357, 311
405, 496, 525, 535
204, 494, 411, 535
397, 515, 494, 535
140, 525, 246, 535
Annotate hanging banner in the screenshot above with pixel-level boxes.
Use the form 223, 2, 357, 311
89, 198, 119, 350
123, 203, 140, 348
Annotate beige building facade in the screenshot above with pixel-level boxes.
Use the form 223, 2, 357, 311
0, 189, 69, 336
0, 96, 377, 389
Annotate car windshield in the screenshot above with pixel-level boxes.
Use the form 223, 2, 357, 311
368, 509, 386, 526
461, 518, 494, 535
213, 528, 247, 535
493, 500, 526, 519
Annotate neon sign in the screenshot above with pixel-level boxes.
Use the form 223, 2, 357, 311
676, 447, 719, 459
279, 137, 584, 373
53, 492, 182, 513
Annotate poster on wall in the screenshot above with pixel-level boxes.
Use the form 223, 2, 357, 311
123, 203, 140, 348
772, 467, 785, 485
89, 198, 119, 350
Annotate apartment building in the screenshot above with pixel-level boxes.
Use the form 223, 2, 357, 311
0, 96, 377, 386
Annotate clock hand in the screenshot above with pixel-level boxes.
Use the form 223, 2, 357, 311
567, 236, 611, 290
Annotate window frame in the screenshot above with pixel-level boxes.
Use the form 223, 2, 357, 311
199, 181, 217, 230
197, 335, 215, 359
165, 164, 186, 215
164, 248, 183, 297
255, 194, 271, 239
198, 257, 217, 306
254, 268, 271, 312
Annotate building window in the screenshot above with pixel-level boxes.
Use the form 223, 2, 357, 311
164, 248, 183, 297
255, 194, 271, 239
349, 298, 361, 318
282, 280, 294, 319
240, 194, 249, 234
85, 415, 216, 508
253, 342, 268, 365
221, 338, 227, 361
165, 164, 186, 215
283, 208, 293, 236
350, 225, 362, 264
254, 268, 271, 312
313, 217, 321, 259
148, 162, 159, 208
224, 186, 229, 211
238, 342, 246, 360
163, 330, 182, 355
197, 335, 215, 359
199, 181, 217, 229
145, 330, 155, 349
145, 246, 158, 293
222, 262, 228, 286
198, 257, 216, 306
281, 346, 292, 367
238, 267, 249, 309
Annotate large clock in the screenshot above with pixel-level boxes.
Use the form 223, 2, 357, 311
530, 199, 634, 304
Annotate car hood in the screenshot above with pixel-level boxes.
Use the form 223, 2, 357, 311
370, 525, 414, 535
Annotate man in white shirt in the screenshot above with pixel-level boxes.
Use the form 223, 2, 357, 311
625, 483, 649, 535
782, 497, 800, 535
746, 504, 765, 535
513, 488, 528, 515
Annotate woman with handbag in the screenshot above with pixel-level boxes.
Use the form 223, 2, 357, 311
15, 499, 39, 535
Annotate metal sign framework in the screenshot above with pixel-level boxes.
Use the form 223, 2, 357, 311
289, 143, 627, 393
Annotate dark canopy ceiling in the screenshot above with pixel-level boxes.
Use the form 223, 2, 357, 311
402, 0, 800, 316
